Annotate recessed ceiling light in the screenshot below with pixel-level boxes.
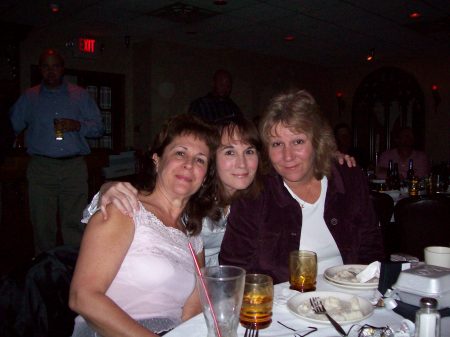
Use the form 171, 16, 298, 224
284, 35, 295, 42
50, 3, 60, 13
409, 12, 421, 19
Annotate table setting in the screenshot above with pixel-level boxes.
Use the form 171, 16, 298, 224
170, 246, 450, 337
165, 274, 410, 337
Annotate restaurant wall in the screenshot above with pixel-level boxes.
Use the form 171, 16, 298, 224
17, 31, 335, 151
18, 29, 135, 147
328, 57, 450, 165
132, 39, 333, 148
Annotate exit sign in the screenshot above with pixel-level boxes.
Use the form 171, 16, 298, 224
78, 38, 96, 54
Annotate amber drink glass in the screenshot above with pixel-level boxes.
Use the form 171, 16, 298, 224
239, 274, 273, 330
54, 118, 64, 141
289, 250, 317, 292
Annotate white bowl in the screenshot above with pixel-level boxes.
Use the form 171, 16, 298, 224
425, 246, 450, 268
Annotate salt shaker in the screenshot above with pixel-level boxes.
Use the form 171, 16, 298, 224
414, 297, 440, 337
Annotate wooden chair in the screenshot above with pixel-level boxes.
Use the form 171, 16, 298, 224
393, 196, 450, 260
369, 191, 395, 256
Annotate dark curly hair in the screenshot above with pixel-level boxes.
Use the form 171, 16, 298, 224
135, 114, 219, 235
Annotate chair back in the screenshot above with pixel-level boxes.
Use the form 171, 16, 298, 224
393, 196, 450, 260
370, 191, 395, 256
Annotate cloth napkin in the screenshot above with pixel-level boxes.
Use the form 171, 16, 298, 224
356, 261, 381, 283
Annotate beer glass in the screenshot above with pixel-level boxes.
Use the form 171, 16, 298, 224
239, 274, 273, 330
289, 250, 317, 292
197, 266, 246, 337
54, 118, 64, 140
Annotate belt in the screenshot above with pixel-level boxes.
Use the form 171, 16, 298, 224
33, 154, 83, 160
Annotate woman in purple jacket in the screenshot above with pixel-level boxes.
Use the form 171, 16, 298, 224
219, 90, 384, 284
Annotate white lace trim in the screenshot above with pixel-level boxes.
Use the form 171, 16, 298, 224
129, 203, 203, 274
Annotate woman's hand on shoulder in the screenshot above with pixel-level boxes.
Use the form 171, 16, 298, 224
335, 151, 357, 167
99, 181, 139, 220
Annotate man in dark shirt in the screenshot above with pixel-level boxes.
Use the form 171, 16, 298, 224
188, 69, 242, 123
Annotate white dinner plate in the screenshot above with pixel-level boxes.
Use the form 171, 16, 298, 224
323, 264, 379, 289
286, 291, 374, 325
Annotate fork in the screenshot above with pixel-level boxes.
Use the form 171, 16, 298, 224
244, 327, 259, 337
309, 297, 347, 336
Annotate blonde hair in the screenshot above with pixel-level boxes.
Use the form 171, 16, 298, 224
259, 89, 337, 179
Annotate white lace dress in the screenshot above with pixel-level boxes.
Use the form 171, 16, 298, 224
72, 202, 203, 337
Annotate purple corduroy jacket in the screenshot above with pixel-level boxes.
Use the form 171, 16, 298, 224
219, 163, 385, 284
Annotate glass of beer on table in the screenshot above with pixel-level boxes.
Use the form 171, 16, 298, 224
289, 250, 317, 292
239, 274, 273, 330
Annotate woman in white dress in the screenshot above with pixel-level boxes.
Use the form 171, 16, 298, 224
87, 117, 263, 267
69, 114, 219, 337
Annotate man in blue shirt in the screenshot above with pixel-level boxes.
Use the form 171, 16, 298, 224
10, 49, 104, 254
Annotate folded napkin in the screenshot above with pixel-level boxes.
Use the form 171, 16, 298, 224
356, 261, 381, 283
273, 284, 297, 305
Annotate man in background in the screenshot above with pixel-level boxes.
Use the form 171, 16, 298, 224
188, 69, 242, 123
9, 48, 104, 255
333, 123, 368, 169
377, 127, 430, 179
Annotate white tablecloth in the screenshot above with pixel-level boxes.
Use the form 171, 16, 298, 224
166, 275, 413, 337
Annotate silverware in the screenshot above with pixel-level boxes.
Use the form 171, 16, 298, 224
244, 327, 259, 337
309, 297, 347, 336
277, 321, 318, 337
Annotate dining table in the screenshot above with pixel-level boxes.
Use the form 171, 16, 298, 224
165, 271, 450, 337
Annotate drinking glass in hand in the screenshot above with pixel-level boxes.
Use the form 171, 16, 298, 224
54, 118, 64, 140
289, 250, 317, 292
239, 274, 273, 330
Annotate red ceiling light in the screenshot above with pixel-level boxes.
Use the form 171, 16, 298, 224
336, 91, 344, 98
49, 3, 60, 13
431, 84, 439, 91
366, 49, 375, 62
284, 35, 295, 42
409, 12, 421, 19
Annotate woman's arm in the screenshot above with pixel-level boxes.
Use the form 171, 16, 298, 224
354, 170, 386, 263
69, 205, 158, 337
83, 181, 139, 221
335, 151, 357, 167
181, 251, 205, 321
181, 280, 202, 321
219, 198, 261, 272
99, 181, 139, 219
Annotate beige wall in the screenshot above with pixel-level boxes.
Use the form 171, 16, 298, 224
137, 39, 330, 147
17, 28, 448, 164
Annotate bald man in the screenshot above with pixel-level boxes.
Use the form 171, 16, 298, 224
9, 49, 104, 254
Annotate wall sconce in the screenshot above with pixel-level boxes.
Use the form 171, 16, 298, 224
366, 49, 375, 62
431, 84, 441, 113
336, 91, 345, 116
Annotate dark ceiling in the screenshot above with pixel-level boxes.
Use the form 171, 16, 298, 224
1, 0, 450, 68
